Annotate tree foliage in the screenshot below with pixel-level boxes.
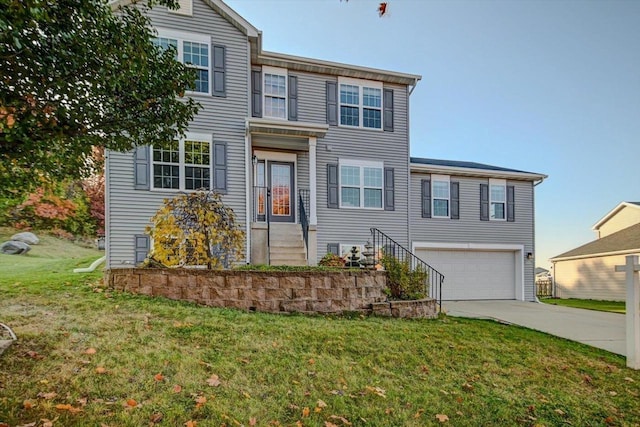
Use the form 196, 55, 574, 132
0, 0, 200, 195
146, 192, 245, 269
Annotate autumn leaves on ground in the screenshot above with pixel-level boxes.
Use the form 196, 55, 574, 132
1, 229, 639, 426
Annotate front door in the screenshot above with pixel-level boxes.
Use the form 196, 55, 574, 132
268, 162, 295, 223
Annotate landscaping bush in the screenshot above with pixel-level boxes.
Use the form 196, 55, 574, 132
380, 254, 428, 300
318, 253, 345, 268
146, 191, 244, 269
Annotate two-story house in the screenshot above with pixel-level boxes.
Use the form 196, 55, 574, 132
105, 0, 546, 302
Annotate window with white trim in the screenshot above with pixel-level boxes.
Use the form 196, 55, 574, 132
152, 29, 210, 94
339, 77, 382, 129
263, 66, 287, 119
490, 178, 506, 220
152, 134, 212, 191
339, 159, 383, 209
432, 175, 450, 218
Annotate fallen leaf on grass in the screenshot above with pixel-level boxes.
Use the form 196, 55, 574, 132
173, 384, 182, 393
55, 403, 82, 413
308, 358, 315, 365
462, 382, 474, 391
206, 374, 221, 387
154, 373, 164, 382
84, 348, 97, 355
302, 407, 310, 417
41, 419, 54, 427
414, 409, 424, 418
150, 412, 164, 424
249, 417, 257, 426
328, 415, 352, 425
365, 386, 386, 398
325, 423, 339, 427
194, 395, 206, 408
37, 392, 57, 400
609, 391, 617, 396
16, 423, 36, 427
435, 414, 449, 423
125, 399, 137, 407
317, 399, 327, 408
583, 375, 593, 384
184, 421, 197, 427
76, 397, 87, 407
95, 367, 107, 374
624, 377, 634, 382
554, 409, 565, 416
242, 391, 251, 399
23, 400, 34, 409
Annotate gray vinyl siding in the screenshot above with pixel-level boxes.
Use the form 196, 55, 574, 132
106, 0, 249, 267
295, 72, 411, 259
410, 172, 537, 301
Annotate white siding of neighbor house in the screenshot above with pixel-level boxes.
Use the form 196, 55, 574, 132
597, 206, 640, 238
554, 254, 638, 301
293, 72, 411, 259
106, 0, 249, 267
409, 172, 537, 301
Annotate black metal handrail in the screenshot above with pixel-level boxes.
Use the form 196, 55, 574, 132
298, 189, 310, 255
253, 186, 268, 222
370, 228, 445, 312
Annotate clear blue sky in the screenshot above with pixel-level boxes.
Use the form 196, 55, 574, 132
226, 0, 640, 269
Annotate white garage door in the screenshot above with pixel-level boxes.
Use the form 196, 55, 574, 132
416, 249, 516, 300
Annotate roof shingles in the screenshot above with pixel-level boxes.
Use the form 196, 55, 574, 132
551, 222, 640, 260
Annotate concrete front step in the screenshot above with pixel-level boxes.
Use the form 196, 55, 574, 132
267, 223, 307, 266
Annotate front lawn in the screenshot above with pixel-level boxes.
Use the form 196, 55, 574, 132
1, 231, 639, 426
541, 297, 626, 314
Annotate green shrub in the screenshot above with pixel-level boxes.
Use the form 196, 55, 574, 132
380, 254, 428, 300
318, 253, 345, 268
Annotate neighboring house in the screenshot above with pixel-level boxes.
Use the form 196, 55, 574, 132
105, 0, 546, 302
551, 202, 640, 301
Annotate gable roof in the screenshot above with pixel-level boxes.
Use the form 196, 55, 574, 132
111, 0, 422, 86
551, 222, 640, 261
410, 157, 547, 181
592, 201, 640, 231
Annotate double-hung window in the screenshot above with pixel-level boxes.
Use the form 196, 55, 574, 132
263, 66, 287, 119
432, 175, 450, 218
338, 77, 382, 129
339, 159, 383, 209
152, 133, 212, 191
152, 29, 210, 94
489, 179, 506, 220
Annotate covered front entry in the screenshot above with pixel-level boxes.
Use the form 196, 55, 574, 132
413, 243, 524, 301
256, 160, 295, 223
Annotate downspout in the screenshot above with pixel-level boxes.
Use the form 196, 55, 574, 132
245, 39, 252, 264
406, 77, 419, 248
532, 175, 546, 302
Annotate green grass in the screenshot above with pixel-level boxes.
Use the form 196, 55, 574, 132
1, 229, 640, 426
541, 297, 626, 314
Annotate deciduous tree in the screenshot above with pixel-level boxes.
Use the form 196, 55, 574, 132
0, 0, 200, 195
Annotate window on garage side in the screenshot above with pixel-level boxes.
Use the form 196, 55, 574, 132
432, 175, 450, 218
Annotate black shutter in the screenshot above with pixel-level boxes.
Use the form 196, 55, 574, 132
480, 184, 489, 221
251, 70, 262, 118
327, 163, 339, 208
212, 45, 226, 97
213, 142, 227, 193
134, 146, 150, 190
288, 75, 298, 121
421, 179, 431, 218
326, 81, 338, 126
450, 182, 460, 220
383, 88, 394, 132
384, 167, 394, 211
507, 185, 515, 222
327, 243, 340, 256
134, 234, 150, 264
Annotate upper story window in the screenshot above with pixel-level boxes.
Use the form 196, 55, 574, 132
432, 175, 450, 218
339, 159, 383, 209
489, 179, 506, 220
338, 77, 382, 130
263, 66, 288, 119
152, 133, 211, 191
152, 29, 210, 95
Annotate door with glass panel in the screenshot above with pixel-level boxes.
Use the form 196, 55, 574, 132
268, 162, 295, 223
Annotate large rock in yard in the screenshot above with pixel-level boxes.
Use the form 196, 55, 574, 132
11, 232, 39, 245
0, 240, 31, 255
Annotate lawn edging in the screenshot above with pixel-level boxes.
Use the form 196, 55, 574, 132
105, 268, 438, 318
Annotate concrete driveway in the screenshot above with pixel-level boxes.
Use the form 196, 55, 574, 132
443, 300, 625, 356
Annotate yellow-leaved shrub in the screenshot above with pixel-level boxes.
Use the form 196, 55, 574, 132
146, 191, 244, 269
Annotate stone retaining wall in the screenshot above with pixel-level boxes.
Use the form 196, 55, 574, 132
104, 268, 437, 318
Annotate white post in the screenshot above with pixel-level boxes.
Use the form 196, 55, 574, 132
615, 255, 640, 369
308, 137, 318, 226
